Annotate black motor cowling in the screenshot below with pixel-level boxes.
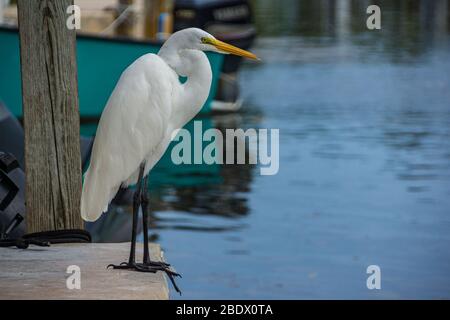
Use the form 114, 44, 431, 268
0, 152, 26, 238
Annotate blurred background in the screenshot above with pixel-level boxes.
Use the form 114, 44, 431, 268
1, 0, 450, 299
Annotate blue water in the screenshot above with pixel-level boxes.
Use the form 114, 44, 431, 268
87, 2, 450, 299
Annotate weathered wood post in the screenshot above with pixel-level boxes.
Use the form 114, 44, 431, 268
17, 0, 83, 232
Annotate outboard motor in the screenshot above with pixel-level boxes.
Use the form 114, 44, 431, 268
0, 101, 25, 168
0, 101, 96, 238
0, 152, 26, 238
0, 101, 26, 238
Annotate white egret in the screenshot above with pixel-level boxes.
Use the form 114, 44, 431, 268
80, 28, 258, 292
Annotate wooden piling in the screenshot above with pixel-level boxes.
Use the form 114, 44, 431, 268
17, 0, 83, 232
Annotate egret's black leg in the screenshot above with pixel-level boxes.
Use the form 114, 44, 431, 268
129, 163, 145, 264
141, 174, 169, 268
108, 163, 181, 294
107, 162, 145, 269
142, 173, 150, 264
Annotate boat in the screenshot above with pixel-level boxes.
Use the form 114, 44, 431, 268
173, 0, 256, 111
0, 25, 224, 119
173, 0, 256, 74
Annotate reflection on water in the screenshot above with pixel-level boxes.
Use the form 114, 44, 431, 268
86, 0, 450, 299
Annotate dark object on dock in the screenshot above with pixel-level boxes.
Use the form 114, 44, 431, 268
0, 211, 91, 249
0, 212, 51, 248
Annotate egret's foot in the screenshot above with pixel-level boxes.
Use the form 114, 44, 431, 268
107, 261, 179, 276
107, 261, 182, 295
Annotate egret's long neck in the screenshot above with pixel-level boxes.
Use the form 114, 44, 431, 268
159, 49, 212, 128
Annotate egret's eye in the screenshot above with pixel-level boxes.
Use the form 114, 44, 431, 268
201, 37, 209, 44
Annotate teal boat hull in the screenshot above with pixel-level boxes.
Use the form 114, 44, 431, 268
0, 27, 224, 118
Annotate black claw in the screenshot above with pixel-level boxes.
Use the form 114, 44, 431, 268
167, 273, 182, 295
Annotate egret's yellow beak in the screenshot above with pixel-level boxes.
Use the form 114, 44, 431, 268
204, 37, 259, 60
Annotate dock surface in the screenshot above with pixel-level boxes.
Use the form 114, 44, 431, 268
0, 242, 169, 300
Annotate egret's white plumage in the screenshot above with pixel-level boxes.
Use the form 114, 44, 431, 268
81, 28, 257, 222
